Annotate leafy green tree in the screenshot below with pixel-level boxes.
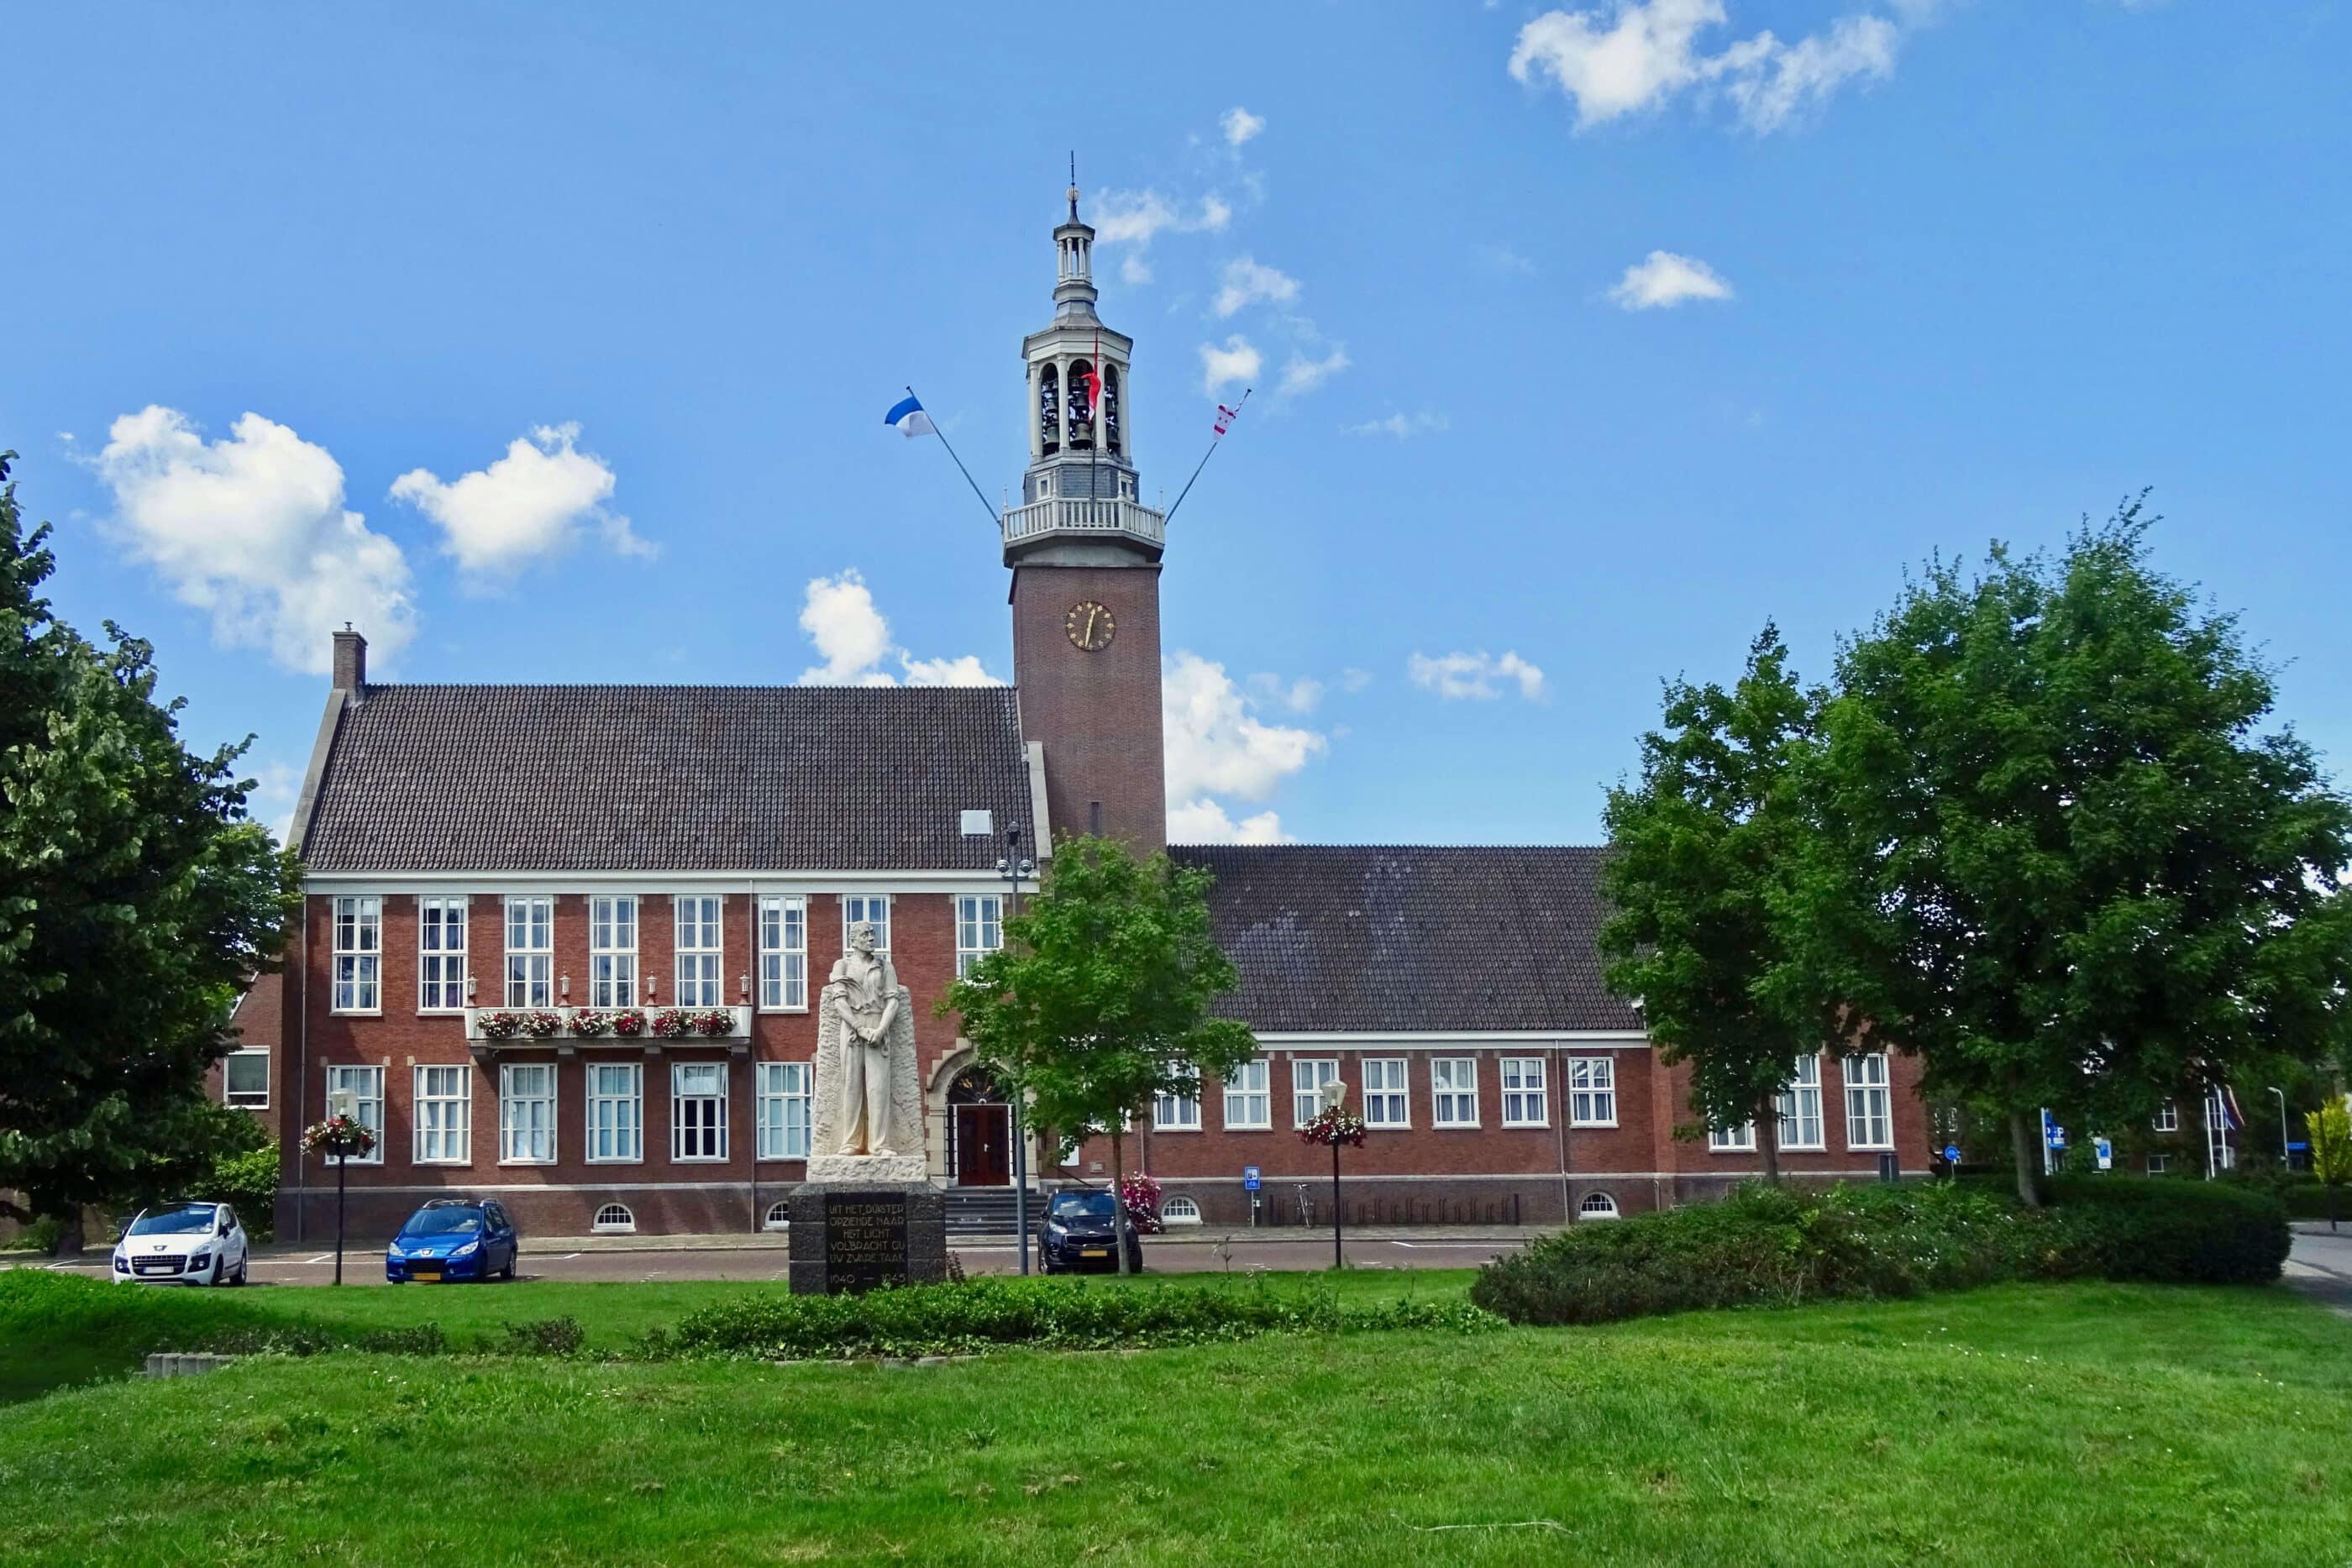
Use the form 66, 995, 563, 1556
942, 836, 1256, 1274
2308, 1104, 2352, 1232
1600, 624, 1827, 1183
0, 454, 302, 1245
1796, 504, 2352, 1204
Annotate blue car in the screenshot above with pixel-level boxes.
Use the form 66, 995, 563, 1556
385, 1198, 519, 1283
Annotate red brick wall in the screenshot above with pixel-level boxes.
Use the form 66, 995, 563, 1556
1010, 561, 1167, 850
203, 969, 281, 1129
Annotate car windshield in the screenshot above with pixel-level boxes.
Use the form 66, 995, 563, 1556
399, 1209, 485, 1237
129, 1205, 218, 1236
1052, 1193, 1116, 1219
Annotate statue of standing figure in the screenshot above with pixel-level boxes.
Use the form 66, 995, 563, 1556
814, 920, 920, 1158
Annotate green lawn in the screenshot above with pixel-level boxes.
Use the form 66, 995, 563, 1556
2, 1279, 2348, 1565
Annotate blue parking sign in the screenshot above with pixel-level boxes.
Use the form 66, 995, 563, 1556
1242, 1166, 1261, 1192
1943, 1144, 1961, 1165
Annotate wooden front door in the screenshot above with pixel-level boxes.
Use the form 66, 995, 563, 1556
955, 1104, 1011, 1187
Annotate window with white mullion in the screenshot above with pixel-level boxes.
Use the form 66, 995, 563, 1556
1291, 1058, 1337, 1127
955, 894, 1003, 980
586, 1062, 642, 1163
671, 1062, 727, 1162
413, 1064, 472, 1164
1362, 1058, 1409, 1127
505, 897, 553, 1007
417, 895, 468, 1012
1154, 1063, 1202, 1131
2151, 1101, 2179, 1134
500, 1063, 556, 1163
756, 1062, 811, 1159
1222, 1059, 1271, 1130
842, 894, 891, 956
223, 1051, 270, 1109
1502, 1057, 1549, 1128
332, 896, 381, 1013
591, 895, 638, 1008
759, 896, 808, 1010
1567, 1056, 1614, 1127
1777, 1055, 1826, 1150
1709, 1120, 1757, 1152
323, 1065, 383, 1165
1431, 1057, 1479, 1127
675, 894, 723, 1007
1843, 1053, 1893, 1149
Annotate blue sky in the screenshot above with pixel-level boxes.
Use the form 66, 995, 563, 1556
5, 2, 2346, 847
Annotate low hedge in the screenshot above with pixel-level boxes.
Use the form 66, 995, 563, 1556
668, 1276, 1500, 1360
1470, 1177, 2289, 1327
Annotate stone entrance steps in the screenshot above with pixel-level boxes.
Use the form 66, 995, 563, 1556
944, 1188, 1036, 1237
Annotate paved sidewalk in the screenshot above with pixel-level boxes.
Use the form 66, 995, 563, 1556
2286, 1225, 2352, 1318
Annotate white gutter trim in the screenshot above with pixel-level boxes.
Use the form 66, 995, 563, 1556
302, 870, 1041, 896
1251, 1030, 1650, 1046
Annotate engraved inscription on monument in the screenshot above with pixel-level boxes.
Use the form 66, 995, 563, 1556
824, 1192, 910, 1293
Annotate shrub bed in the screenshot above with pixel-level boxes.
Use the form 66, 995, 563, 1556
1470, 1177, 2288, 1326
669, 1275, 1500, 1360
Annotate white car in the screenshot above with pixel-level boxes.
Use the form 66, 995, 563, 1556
113, 1202, 250, 1286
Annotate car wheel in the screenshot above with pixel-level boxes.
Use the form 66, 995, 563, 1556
501, 1250, 517, 1281
231, 1256, 248, 1287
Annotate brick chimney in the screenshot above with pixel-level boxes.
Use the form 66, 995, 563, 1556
331, 625, 367, 695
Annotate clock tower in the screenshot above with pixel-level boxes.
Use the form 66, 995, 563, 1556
1005, 179, 1168, 850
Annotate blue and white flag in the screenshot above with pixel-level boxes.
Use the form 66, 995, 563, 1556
883, 394, 937, 438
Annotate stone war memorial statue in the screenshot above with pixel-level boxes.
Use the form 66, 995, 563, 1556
790, 920, 946, 1293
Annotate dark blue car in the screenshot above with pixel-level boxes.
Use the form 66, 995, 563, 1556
386, 1198, 519, 1283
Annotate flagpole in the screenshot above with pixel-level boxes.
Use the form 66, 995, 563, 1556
1163, 388, 1249, 527
906, 385, 1001, 531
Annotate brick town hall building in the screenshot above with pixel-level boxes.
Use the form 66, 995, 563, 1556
256, 189, 1930, 1243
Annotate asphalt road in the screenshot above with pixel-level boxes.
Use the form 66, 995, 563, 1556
8, 1234, 1520, 1287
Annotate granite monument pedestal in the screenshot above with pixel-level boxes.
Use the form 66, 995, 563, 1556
786, 1181, 948, 1294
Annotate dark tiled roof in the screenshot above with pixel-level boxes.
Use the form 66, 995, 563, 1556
1170, 845, 1637, 1034
302, 685, 1034, 873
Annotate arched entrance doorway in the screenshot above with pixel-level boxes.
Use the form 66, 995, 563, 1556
947, 1067, 1012, 1187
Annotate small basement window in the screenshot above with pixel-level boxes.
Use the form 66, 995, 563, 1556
1160, 1194, 1202, 1225
1578, 1192, 1620, 1219
764, 1200, 790, 1230
592, 1204, 635, 1235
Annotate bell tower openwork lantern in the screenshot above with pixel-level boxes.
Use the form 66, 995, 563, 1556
1003, 174, 1164, 568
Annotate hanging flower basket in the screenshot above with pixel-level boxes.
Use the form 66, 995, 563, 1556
570, 1009, 612, 1037
1120, 1172, 1165, 1235
476, 1009, 528, 1041
522, 1009, 564, 1039
1297, 1107, 1368, 1149
301, 1114, 376, 1161
610, 1008, 647, 1039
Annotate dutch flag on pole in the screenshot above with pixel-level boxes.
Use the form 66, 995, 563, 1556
884, 393, 937, 438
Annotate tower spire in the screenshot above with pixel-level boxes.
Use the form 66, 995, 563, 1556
1068, 151, 1079, 221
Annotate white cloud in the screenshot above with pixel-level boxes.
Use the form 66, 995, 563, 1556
1608, 249, 1735, 309
1091, 187, 1233, 283
795, 569, 1001, 687
1278, 346, 1352, 396
1168, 797, 1293, 845
1346, 411, 1449, 438
1221, 107, 1267, 148
1164, 650, 1326, 804
1340, 667, 1374, 694
1408, 649, 1548, 701
91, 406, 417, 675
1248, 673, 1326, 714
1509, 0, 1908, 134
1212, 256, 1301, 318
1200, 335, 1263, 394
1478, 244, 1538, 277
390, 422, 648, 581
244, 758, 302, 846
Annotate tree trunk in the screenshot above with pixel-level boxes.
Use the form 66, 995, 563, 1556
2008, 1104, 2041, 1208
1757, 1090, 1782, 1186
1109, 1125, 1131, 1277
51, 1199, 86, 1258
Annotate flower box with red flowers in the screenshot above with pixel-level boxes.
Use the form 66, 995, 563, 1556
1297, 1108, 1368, 1148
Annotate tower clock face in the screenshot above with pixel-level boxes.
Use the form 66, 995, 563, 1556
1064, 600, 1116, 653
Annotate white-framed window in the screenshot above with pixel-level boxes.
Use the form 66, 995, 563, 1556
1502, 1057, 1549, 1128
591, 895, 638, 1008
955, 894, 1003, 979
1579, 1191, 1620, 1219
1844, 1053, 1893, 1149
223, 1050, 270, 1109
1431, 1057, 1479, 1127
1778, 1055, 1826, 1150
417, 895, 467, 1012
585, 1061, 642, 1163
331, 896, 381, 1013
2147, 1153, 2173, 1175
1362, 1058, 1410, 1127
592, 1204, 634, 1234
1154, 1066, 1203, 1131
671, 1061, 727, 1162
1567, 1057, 1614, 1127
500, 1062, 556, 1164
323, 1064, 383, 1165
413, 1064, 471, 1164
843, 894, 890, 956
764, 1199, 791, 1230
2152, 1101, 2179, 1134
1223, 1059, 1271, 1130
505, 896, 553, 1007
1709, 1120, 1757, 1152
675, 894, 723, 1007
759, 895, 808, 1011
1292, 1058, 1338, 1127
1160, 1194, 1202, 1225
756, 1061, 811, 1160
